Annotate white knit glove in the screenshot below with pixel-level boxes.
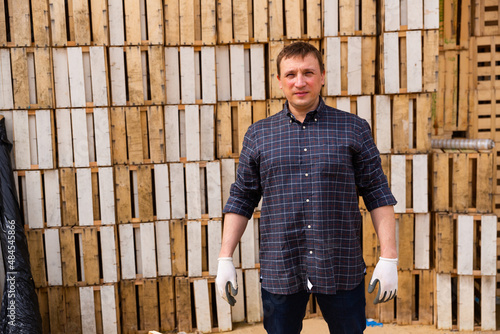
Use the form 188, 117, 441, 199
368, 257, 398, 304
215, 257, 238, 306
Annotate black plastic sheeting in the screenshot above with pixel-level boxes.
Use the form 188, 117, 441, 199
0, 117, 42, 333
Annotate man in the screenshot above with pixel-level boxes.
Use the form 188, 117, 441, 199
216, 42, 398, 334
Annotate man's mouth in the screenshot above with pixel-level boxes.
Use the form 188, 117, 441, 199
295, 91, 308, 96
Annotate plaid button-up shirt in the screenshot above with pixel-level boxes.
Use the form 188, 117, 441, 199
224, 98, 397, 295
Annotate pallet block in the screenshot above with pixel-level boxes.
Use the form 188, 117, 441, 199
390, 154, 429, 214
164, 0, 216, 45
431, 152, 494, 213
10, 47, 53, 109
435, 49, 469, 134
474, 0, 500, 36
53, 47, 109, 108
269, 0, 322, 40
324, 36, 376, 96
382, 0, 439, 31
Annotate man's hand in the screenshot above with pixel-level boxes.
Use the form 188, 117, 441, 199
215, 257, 238, 306
368, 257, 398, 304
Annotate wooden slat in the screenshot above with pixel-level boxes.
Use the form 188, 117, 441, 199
452, 154, 469, 212
206, 161, 222, 218
82, 227, 100, 284
253, 0, 268, 41
175, 277, 192, 332
25, 171, 44, 228
245, 269, 261, 323
170, 220, 187, 275
187, 220, 202, 277
477, 153, 493, 213
391, 155, 406, 213
114, 165, 132, 223
119, 224, 136, 279
392, 95, 409, 153
436, 273, 452, 329
76, 168, 93, 225
423, 30, 438, 92
396, 270, 412, 325
60, 168, 78, 226
481, 215, 497, 275
154, 164, 171, 220
193, 279, 212, 332
44, 170, 62, 227
71, 109, 90, 167
418, 270, 434, 324
27, 230, 47, 287
109, 47, 126, 105
158, 276, 176, 331
414, 213, 430, 269
179, 0, 195, 45
200, 105, 215, 161
156, 221, 172, 276
60, 228, 78, 286
140, 223, 157, 278
0, 50, 13, 109
170, 163, 185, 219
137, 165, 154, 221
413, 155, 428, 212
100, 285, 120, 333
481, 275, 497, 330
216, 102, 232, 158
458, 275, 474, 331
100, 226, 119, 283
383, 32, 399, 94
457, 215, 473, 275
120, 280, 138, 332
47, 287, 67, 332
232, 268, 245, 321
185, 105, 200, 161
397, 214, 414, 270
326, 38, 341, 96
435, 213, 454, 273
406, 31, 422, 93
268, 0, 284, 40
186, 163, 202, 219
80, 286, 97, 333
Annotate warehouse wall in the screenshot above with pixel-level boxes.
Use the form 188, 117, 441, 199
0, 0, 498, 333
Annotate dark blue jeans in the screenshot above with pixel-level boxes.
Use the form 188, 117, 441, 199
261, 279, 366, 334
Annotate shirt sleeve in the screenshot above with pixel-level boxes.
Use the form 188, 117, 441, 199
223, 126, 262, 219
353, 119, 397, 211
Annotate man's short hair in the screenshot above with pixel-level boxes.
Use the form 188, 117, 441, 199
276, 42, 324, 77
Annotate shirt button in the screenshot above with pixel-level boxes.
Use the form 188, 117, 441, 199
314, 118, 317, 121
304, 148, 307, 152
306, 199, 310, 202
309, 251, 313, 254
289, 120, 292, 123
308, 225, 311, 228
305, 173, 309, 177
302, 126, 306, 129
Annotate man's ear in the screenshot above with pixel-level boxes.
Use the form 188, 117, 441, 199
277, 74, 282, 89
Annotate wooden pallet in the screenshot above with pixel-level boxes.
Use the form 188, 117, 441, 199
217, 0, 269, 43
365, 267, 435, 325
474, 0, 500, 36
440, 0, 472, 49
268, 0, 322, 41
11, 110, 56, 170
0, 0, 51, 47
9, 48, 53, 109
37, 284, 120, 334
470, 36, 500, 92
381, 0, 439, 32
53, 47, 109, 108
216, 101, 267, 158
324, 0, 377, 36
379, 30, 439, 94
324, 36, 377, 96
373, 94, 433, 154
216, 44, 266, 101
431, 152, 494, 213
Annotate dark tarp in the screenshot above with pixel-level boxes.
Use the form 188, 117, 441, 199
0, 117, 42, 333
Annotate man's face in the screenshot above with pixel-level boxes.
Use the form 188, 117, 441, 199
277, 53, 325, 114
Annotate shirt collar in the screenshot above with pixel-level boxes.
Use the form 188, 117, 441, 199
284, 97, 325, 123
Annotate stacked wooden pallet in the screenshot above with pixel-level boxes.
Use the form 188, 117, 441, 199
0, 0, 497, 333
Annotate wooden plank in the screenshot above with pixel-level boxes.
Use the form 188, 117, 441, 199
452, 154, 469, 212
89, 47, 108, 106
137, 165, 154, 221
217, 0, 232, 43
216, 102, 232, 158
419, 270, 434, 324
110, 107, 127, 164
179, 0, 195, 45
108, 0, 125, 45
82, 228, 99, 284
35, 110, 54, 169
207, 220, 221, 276
27, 230, 47, 287
170, 220, 187, 275
72, 108, 90, 167
179, 47, 196, 103
476, 153, 493, 213
250, 44, 265, 100
126, 46, 144, 104
414, 213, 430, 269
200, 47, 216, 103
397, 214, 414, 270
11, 48, 30, 108
241, 216, 256, 269
0, 49, 13, 109
120, 280, 138, 332
457, 215, 473, 275
481, 215, 497, 275
200, 105, 215, 161
407, 0, 423, 29
60, 228, 77, 285
412, 155, 428, 212
285, 0, 301, 39
158, 276, 176, 331
93, 108, 112, 166
383, 33, 399, 94
100, 226, 118, 283
435, 213, 454, 273
164, 0, 180, 45
47, 287, 67, 332
48, 0, 67, 45
186, 162, 202, 219
406, 31, 422, 93
80, 286, 97, 333
481, 275, 497, 330
170, 163, 185, 219
392, 95, 409, 153
175, 277, 192, 332
185, 105, 200, 161
323, 0, 338, 36
385, 0, 400, 31
339, 0, 355, 35
193, 279, 212, 332
436, 273, 452, 329
90, 0, 109, 45
361, 37, 376, 94
187, 220, 202, 277
326, 38, 341, 96
164, 105, 180, 162
72, 0, 91, 44
119, 224, 136, 279
431, 153, 449, 211
31, 0, 50, 46
215, 45, 231, 101
156, 221, 172, 276
424, 0, 439, 29
423, 30, 438, 92
232, 268, 245, 321
60, 168, 78, 226
215, 272, 232, 330
268, 0, 284, 40
100, 285, 119, 334
124, 107, 143, 163
221, 158, 235, 206
154, 164, 171, 220
114, 165, 132, 223
206, 161, 222, 218
201, 0, 217, 44
165, 47, 180, 104
140, 279, 160, 330
139, 223, 157, 278
76, 168, 93, 226
253, 0, 268, 41
67, 48, 87, 107
458, 275, 474, 331
109, 47, 126, 105
245, 269, 261, 323
52, 49, 71, 108
347, 37, 362, 95
34, 48, 53, 108
25, 171, 44, 228
148, 46, 166, 104
44, 170, 62, 227
416, 93, 432, 151
230, 44, 246, 101
12, 110, 30, 169
391, 155, 406, 213
396, 270, 412, 325
237, 101, 252, 154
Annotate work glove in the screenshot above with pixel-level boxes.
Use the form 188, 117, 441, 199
215, 257, 238, 306
368, 257, 398, 304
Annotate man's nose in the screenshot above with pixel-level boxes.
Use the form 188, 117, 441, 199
295, 73, 305, 87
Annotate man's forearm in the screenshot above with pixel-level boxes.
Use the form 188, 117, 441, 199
370, 205, 397, 259
218, 213, 250, 258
